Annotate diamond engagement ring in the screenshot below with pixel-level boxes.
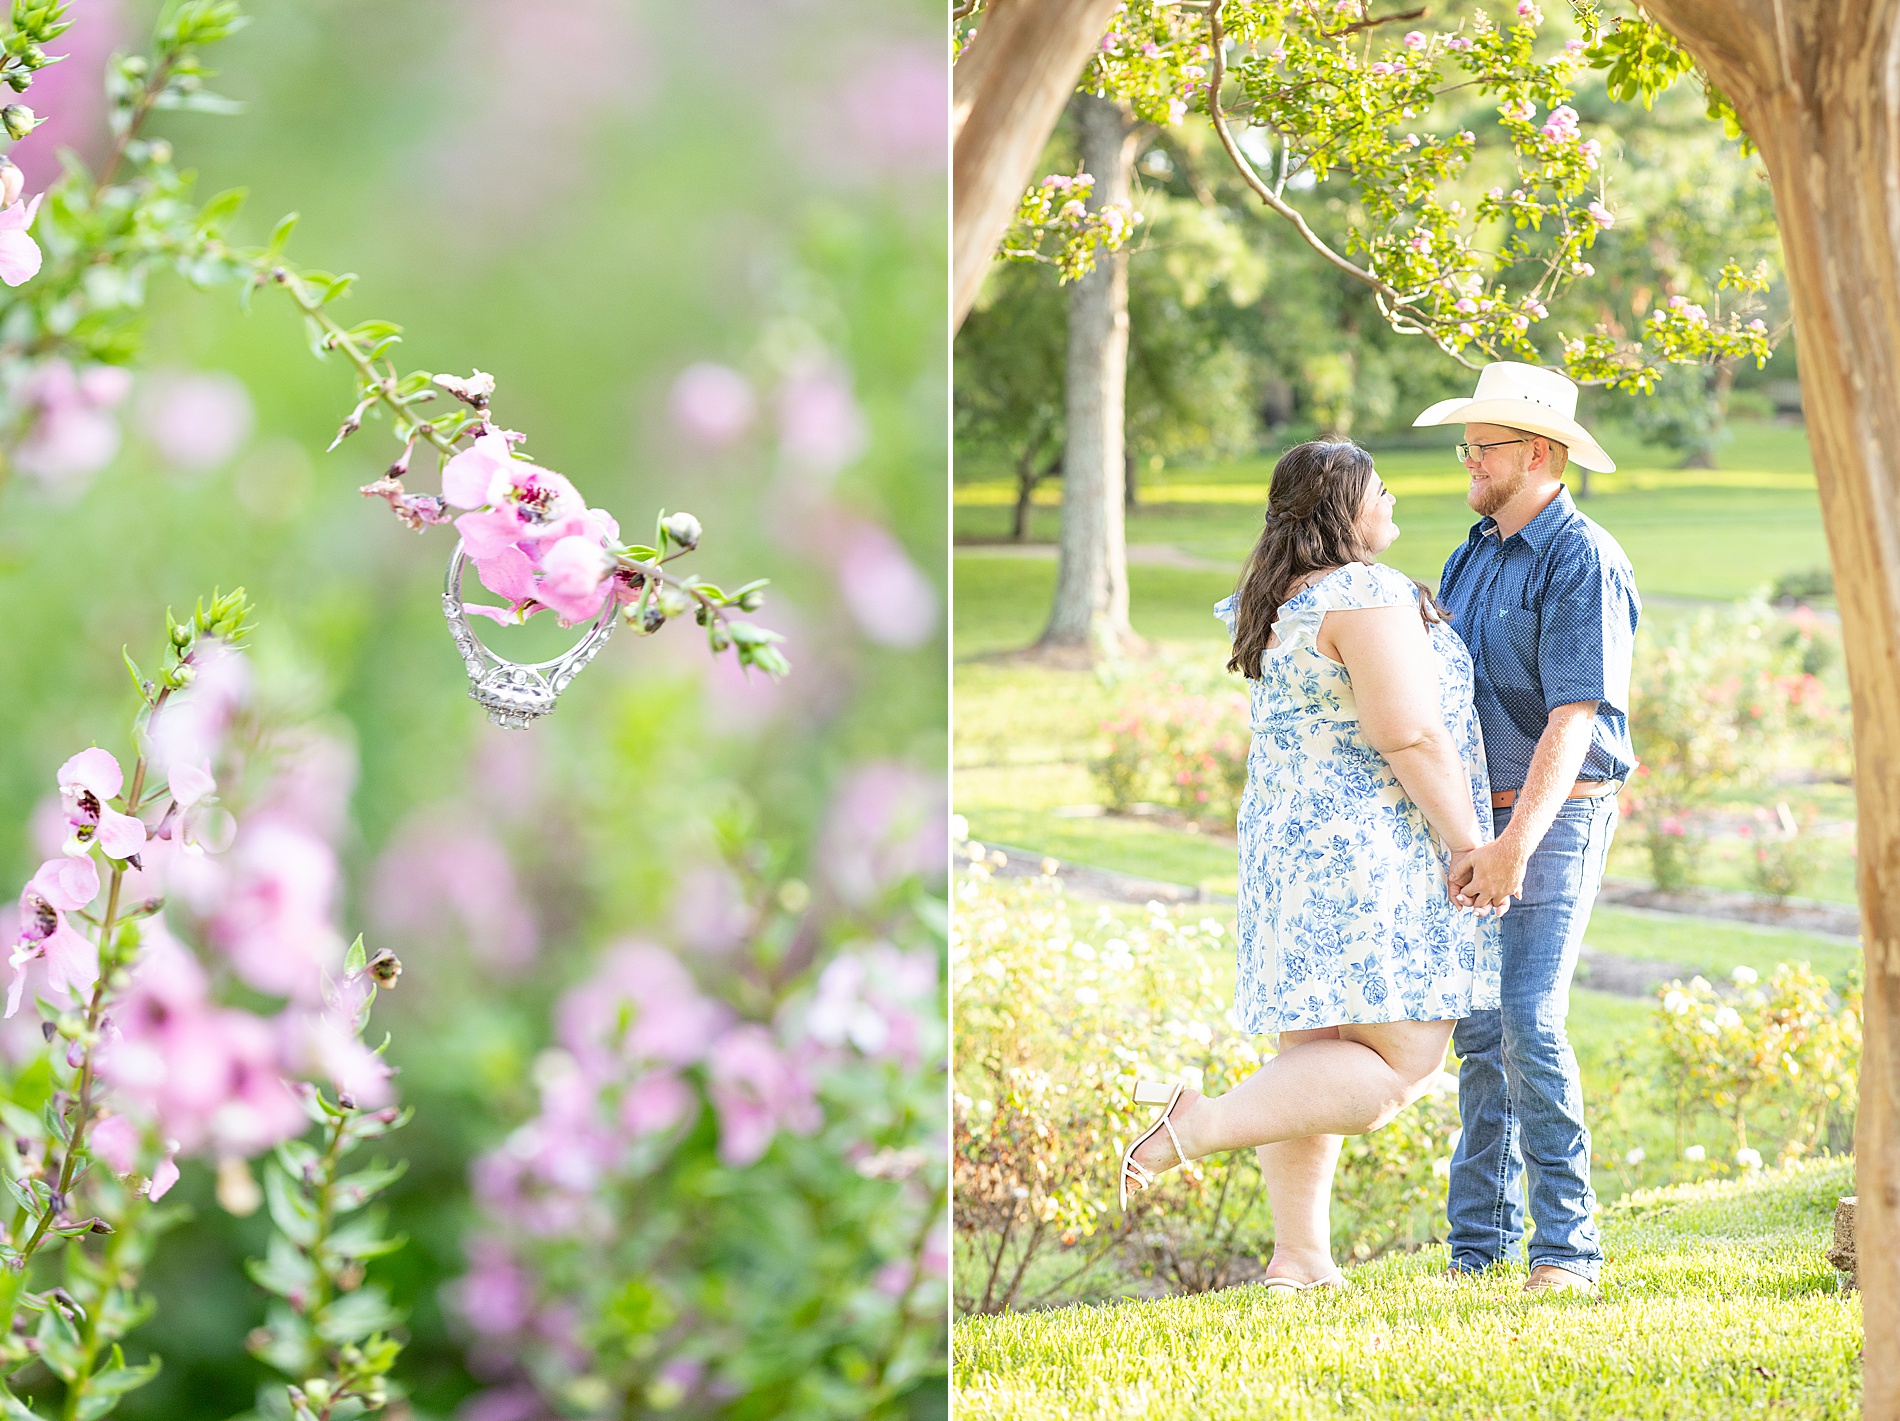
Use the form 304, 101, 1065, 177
442, 540, 616, 729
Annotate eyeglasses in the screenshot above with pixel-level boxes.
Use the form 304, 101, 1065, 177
1455, 438, 1528, 465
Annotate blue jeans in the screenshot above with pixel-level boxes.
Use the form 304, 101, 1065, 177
1446, 795, 1618, 1282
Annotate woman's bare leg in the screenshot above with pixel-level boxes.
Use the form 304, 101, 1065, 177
1131, 1018, 1453, 1179
1253, 1029, 1345, 1283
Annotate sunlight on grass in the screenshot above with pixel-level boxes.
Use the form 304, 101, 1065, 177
954, 1159, 1859, 1421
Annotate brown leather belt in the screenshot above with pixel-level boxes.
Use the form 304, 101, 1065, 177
1490, 780, 1620, 811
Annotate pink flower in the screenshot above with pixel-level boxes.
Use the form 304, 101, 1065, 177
1539, 105, 1580, 142
1403, 30, 1427, 48
817, 762, 949, 908
558, 942, 730, 1074
452, 1238, 536, 1337
8, 857, 100, 1017
372, 811, 538, 973
707, 1024, 819, 1167
619, 1071, 695, 1135
0, 191, 43, 286
57, 748, 146, 861
1565, 37, 1586, 54
670, 362, 755, 448
802, 944, 937, 1064
1580, 137, 1602, 168
1587, 200, 1615, 229
777, 366, 868, 479
207, 816, 345, 1001
834, 520, 938, 648
11, 359, 128, 492
534, 534, 615, 625
135, 370, 254, 472
452, 453, 589, 557
284, 1010, 394, 1109
1447, 35, 1474, 51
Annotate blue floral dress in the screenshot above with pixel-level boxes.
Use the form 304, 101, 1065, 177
1214, 562, 1501, 1034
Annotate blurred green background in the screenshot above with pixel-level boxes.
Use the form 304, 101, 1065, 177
0, 1, 946, 1415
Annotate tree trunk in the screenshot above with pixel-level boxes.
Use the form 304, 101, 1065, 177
1639, 3, 1900, 1411
1012, 438, 1056, 542
953, 0, 1126, 329
1037, 94, 1141, 660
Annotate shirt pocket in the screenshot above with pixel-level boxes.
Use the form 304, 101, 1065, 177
1488, 606, 1540, 683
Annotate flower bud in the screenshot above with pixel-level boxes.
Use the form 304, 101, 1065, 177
170, 621, 193, 649
2, 105, 39, 141
367, 948, 402, 989
737, 589, 765, 612
0, 157, 22, 208
660, 511, 702, 551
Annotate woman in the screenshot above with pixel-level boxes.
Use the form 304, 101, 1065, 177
1118, 438, 1502, 1293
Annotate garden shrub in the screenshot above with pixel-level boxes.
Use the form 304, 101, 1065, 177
1623, 598, 1844, 890
952, 870, 1456, 1313
1091, 673, 1249, 828
1654, 962, 1860, 1163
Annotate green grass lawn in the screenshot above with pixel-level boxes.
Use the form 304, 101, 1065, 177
956, 419, 1831, 608
954, 422, 1859, 903
953, 1158, 1860, 1421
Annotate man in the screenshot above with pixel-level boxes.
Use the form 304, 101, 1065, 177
1412, 362, 1640, 1296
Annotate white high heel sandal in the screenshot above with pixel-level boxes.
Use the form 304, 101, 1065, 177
1119, 1080, 1189, 1211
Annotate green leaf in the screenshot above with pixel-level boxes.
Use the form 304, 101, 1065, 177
2, 1172, 40, 1217
313, 1284, 402, 1345
75, 1348, 161, 1421
262, 1165, 318, 1248
193, 184, 246, 233
342, 933, 367, 977
8, 1053, 52, 1111
331, 1159, 405, 1212
319, 273, 358, 305
328, 1211, 406, 1260
265, 210, 299, 257
34, 1308, 83, 1383
0, 1383, 40, 1419
245, 1234, 316, 1302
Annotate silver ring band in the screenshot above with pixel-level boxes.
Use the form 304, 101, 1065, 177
442, 540, 617, 728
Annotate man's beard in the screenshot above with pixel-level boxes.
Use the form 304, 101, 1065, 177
1469, 461, 1530, 516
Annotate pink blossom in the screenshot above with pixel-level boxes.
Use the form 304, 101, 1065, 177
802, 944, 937, 1064
1403, 30, 1427, 48
835, 520, 939, 647
835, 42, 946, 177
1539, 105, 1580, 142
57, 748, 146, 861
817, 762, 949, 908
207, 816, 344, 1001
92, 1113, 140, 1175
11, 359, 129, 492
453, 1238, 536, 1337
1565, 37, 1586, 54
135, 369, 254, 472
707, 1024, 819, 1167
669, 362, 756, 448
619, 1071, 694, 1135
1748, 317, 1767, 333
558, 942, 731, 1074
372, 811, 538, 973
284, 1010, 395, 1108
98, 926, 307, 1157
8, 856, 100, 1017
777, 366, 868, 479
1516, 0, 1542, 20
1580, 137, 1602, 169
455, 1387, 545, 1421
450, 448, 590, 557
0, 191, 43, 286
534, 534, 615, 625
1587, 200, 1615, 229
1368, 61, 1398, 77
1447, 35, 1474, 51
150, 640, 250, 773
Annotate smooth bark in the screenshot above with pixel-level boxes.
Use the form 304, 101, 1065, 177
1638, 3, 1900, 1411
953, 0, 1125, 329
1038, 94, 1140, 658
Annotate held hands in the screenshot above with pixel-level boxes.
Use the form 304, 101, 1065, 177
1447, 839, 1527, 916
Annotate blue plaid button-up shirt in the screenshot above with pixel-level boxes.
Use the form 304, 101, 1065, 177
1438, 487, 1640, 792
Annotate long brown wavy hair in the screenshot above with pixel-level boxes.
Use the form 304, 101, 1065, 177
1226, 439, 1442, 679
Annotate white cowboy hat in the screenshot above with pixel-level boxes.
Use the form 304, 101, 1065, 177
1412, 361, 1615, 473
